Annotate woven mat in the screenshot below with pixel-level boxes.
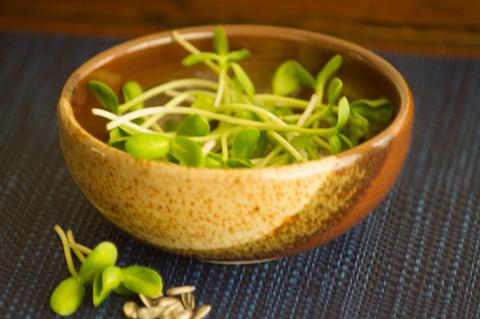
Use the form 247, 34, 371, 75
0, 32, 479, 319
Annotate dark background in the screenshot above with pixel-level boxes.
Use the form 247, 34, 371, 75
0, 0, 479, 56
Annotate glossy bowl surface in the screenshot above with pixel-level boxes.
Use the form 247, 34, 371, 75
58, 25, 413, 262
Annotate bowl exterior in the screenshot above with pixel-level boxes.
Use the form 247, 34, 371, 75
58, 99, 412, 262
57, 25, 413, 262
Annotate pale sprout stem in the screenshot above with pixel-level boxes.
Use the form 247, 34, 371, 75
171, 31, 220, 74
171, 30, 239, 91
221, 133, 229, 161
219, 103, 286, 126
202, 141, 216, 155
165, 89, 183, 97
253, 94, 310, 108
141, 92, 191, 128
270, 153, 291, 166
164, 89, 215, 100
150, 123, 164, 132
118, 79, 217, 114
250, 158, 263, 165
92, 109, 158, 134
95, 107, 232, 142
281, 114, 301, 121
102, 107, 336, 136
256, 145, 282, 167
54, 225, 80, 279
313, 136, 331, 151
67, 230, 86, 263
214, 70, 226, 107
297, 93, 320, 126
73, 243, 93, 255
268, 131, 304, 162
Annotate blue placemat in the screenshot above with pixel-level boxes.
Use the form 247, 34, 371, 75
0, 32, 479, 318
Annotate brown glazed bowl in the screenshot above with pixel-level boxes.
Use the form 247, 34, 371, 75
58, 25, 413, 263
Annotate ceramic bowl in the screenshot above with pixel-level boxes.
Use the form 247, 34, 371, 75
57, 25, 413, 263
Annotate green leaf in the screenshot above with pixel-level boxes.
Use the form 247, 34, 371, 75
272, 61, 298, 96
225, 88, 241, 103
121, 266, 163, 298
253, 131, 268, 157
351, 98, 392, 108
336, 96, 350, 130
328, 135, 342, 154
327, 78, 343, 106
338, 133, 354, 149
349, 110, 370, 137
122, 81, 143, 111
177, 115, 210, 136
213, 26, 229, 55
50, 277, 85, 317
93, 266, 122, 307
192, 93, 215, 112
113, 283, 136, 297
272, 60, 315, 96
290, 134, 313, 150
182, 52, 219, 66
170, 136, 204, 167
273, 107, 293, 117
125, 134, 170, 160
293, 61, 316, 89
226, 157, 253, 168
164, 119, 181, 132
232, 127, 260, 159
305, 145, 319, 160
315, 54, 343, 92
235, 109, 258, 121
204, 153, 224, 168
108, 128, 128, 146
351, 99, 394, 123
226, 49, 251, 62
231, 63, 255, 96
79, 242, 117, 284
88, 80, 119, 114
166, 153, 180, 164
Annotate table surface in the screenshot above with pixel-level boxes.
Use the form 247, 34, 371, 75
0, 32, 479, 319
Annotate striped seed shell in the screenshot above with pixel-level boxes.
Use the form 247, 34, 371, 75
137, 306, 162, 319
174, 309, 193, 319
162, 302, 184, 316
123, 301, 139, 319
181, 293, 195, 310
192, 305, 212, 319
166, 286, 195, 296
140, 294, 155, 308
155, 296, 182, 308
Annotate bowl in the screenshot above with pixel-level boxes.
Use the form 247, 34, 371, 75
57, 25, 413, 263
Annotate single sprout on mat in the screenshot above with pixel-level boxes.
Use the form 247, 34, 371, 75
49, 225, 163, 317
88, 26, 394, 168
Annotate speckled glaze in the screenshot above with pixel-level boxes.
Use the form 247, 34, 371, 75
57, 25, 413, 262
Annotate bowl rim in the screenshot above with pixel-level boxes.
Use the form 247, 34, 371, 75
59, 24, 413, 175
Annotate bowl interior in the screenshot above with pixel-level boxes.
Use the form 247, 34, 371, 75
68, 25, 402, 144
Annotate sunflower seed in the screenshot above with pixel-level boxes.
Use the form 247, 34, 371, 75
181, 293, 195, 310
173, 308, 193, 319
192, 305, 211, 319
123, 301, 139, 319
166, 286, 195, 296
155, 296, 182, 308
162, 302, 184, 316
137, 306, 162, 319
139, 294, 155, 308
